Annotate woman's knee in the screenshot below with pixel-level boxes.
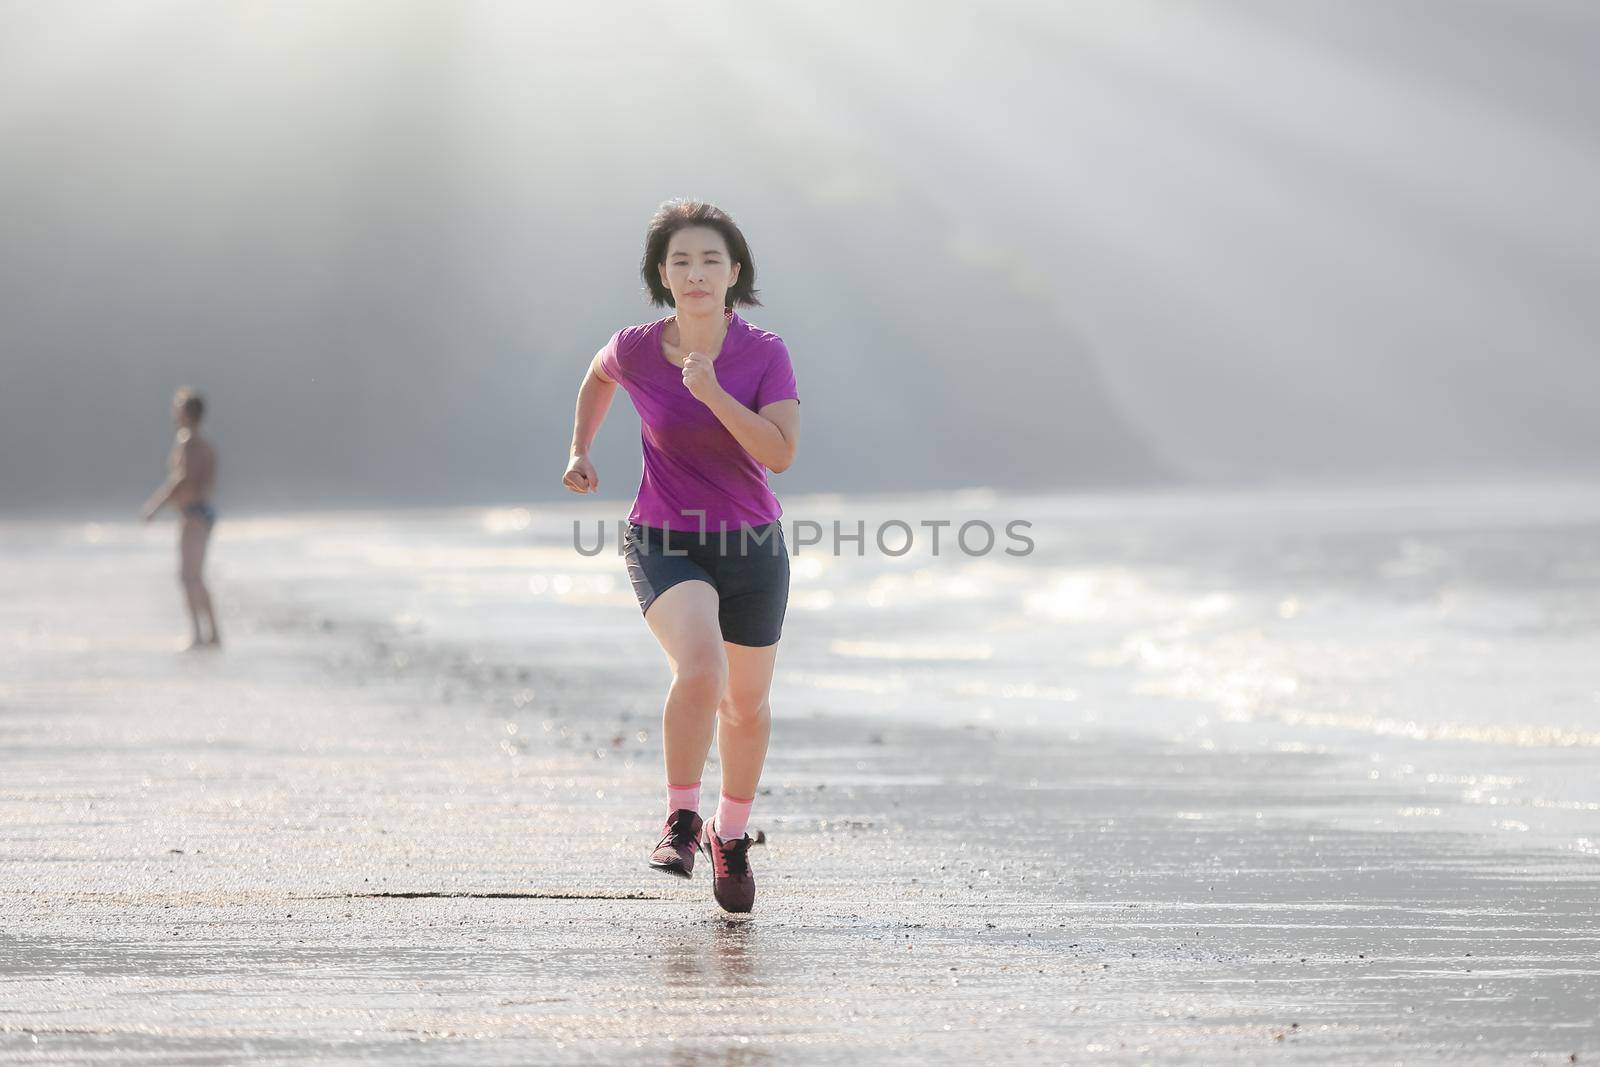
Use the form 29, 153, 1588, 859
718, 696, 770, 732
671, 652, 727, 705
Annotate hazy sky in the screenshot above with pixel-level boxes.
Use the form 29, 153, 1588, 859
2, 0, 1597, 514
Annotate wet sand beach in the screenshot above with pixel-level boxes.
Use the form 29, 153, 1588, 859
2, 486, 1597, 1063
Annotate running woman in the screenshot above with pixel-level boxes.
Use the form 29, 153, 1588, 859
562, 200, 801, 913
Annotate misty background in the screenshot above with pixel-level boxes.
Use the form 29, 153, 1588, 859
2, 0, 1597, 516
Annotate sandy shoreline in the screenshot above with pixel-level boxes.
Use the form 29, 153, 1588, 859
2, 513, 1597, 1063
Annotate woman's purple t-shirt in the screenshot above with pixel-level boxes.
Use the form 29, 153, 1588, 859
600, 310, 800, 532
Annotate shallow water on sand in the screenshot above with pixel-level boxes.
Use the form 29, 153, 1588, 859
12, 479, 1594, 852
2, 480, 1597, 1062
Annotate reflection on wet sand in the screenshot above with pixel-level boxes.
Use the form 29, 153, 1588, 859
654, 918, 761, 991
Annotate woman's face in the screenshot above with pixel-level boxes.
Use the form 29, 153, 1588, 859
658, 226, 740, 313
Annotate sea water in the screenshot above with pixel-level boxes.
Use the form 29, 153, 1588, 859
4, 479, 1597, 857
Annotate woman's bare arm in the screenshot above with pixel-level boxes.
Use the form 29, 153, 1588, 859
571, 352, 618, 454
703, 394, 800, 474
678, 351, 799, 474
564, 353, 618, 493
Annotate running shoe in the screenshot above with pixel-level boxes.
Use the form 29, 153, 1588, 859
701, 817, 756, 913
648, 808, 703, 878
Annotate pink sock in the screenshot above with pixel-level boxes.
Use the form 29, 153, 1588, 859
667, 780, 701, 815
715, 792, 754, 842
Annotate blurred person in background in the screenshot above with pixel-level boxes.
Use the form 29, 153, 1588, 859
141, 387, 221, 650
563, 199, 802, 913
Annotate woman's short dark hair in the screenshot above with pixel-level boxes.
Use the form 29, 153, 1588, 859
640, 199, 761, 309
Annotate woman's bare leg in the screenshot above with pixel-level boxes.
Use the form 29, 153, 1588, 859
643, 580, 727, 789
716, 641, 778, 801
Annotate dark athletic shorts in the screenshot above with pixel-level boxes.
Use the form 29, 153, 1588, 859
622, 521, 790, 647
